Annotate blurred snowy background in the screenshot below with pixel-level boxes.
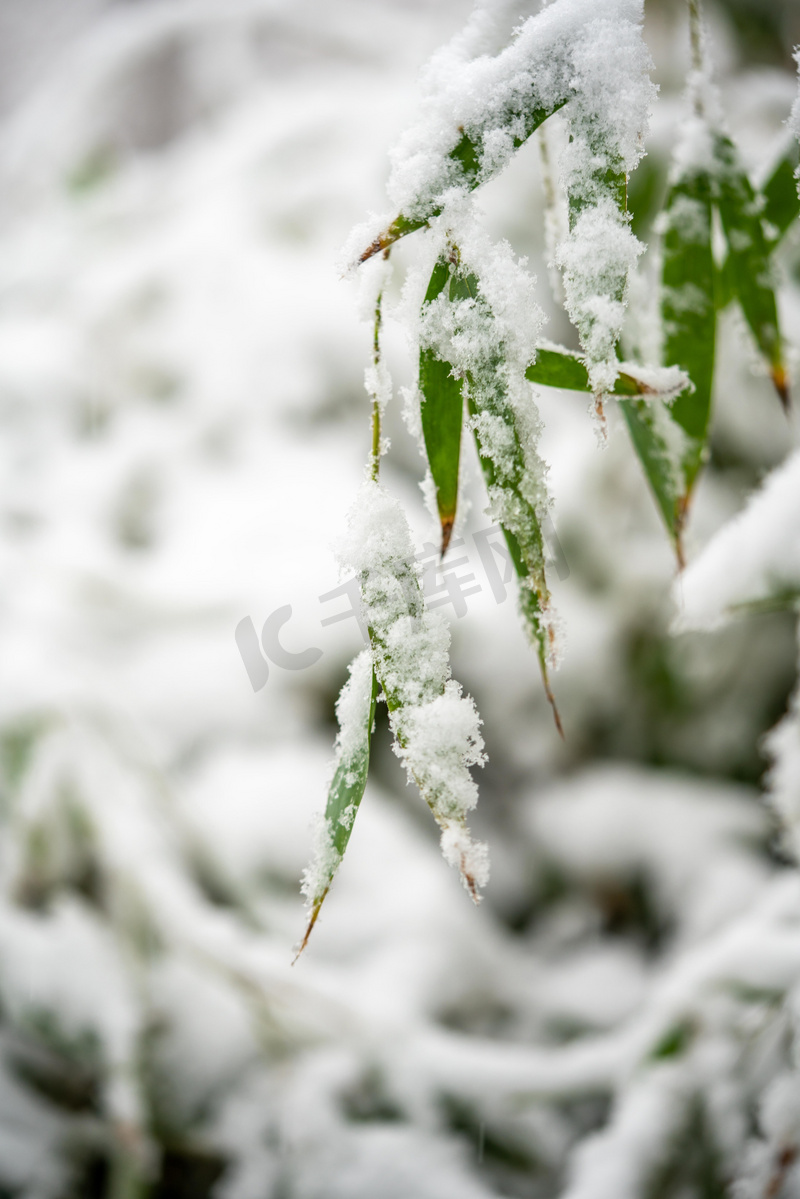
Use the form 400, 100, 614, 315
1, 0, 800, 1196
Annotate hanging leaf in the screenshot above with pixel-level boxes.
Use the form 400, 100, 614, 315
761, 136, 800, 244
617, 161, 716, 560
714, 133, 789, 410
468, 395, 562, 736
420, 258, 464, 555
525, 346, 670, 398
297, 653, 378, 957
618, 400, 684, 564
341, 484, 488, 901
526, 341, 691, 558
436, 267, 561, 732
360, 99, 568, 263
660, 166, 716, 496
717, 138, 800, 311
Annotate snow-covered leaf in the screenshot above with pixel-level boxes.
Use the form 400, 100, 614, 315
298, 652, 378, 956
420, 257, 465, 555
761, 135, 800, 243
339, 484, 488, 901
714, 133, 789, 410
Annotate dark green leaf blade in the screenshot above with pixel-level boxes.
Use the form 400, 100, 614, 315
525, 348, 642, 397
526, 348, 593, 392
714, 133, 789, 409
420, 258, 464, 554
467, 391, 562, 737
424, 256, 562, 732
761, 136, 800, 243
715, 140, 799, 312
420, 352, 463, 555
661, 167, 715, 494
619, 399, 684, 564
297, 658, 378, 958
525, 344, 690, 558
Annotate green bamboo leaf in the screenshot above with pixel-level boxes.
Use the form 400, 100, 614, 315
297, 655, 378, 957
339, 484, 488, 903
525, 343, 691, 557
455, 277, 561, 732
702, 141, 797, 312
661, 167, 715, 494
714, 132, 789, 409
359, 98, 568, 263
525, 348, 594, 392
469, 406, 562, 736
761, 136, 800, 243
420, 258, 464, 554
619, 399, 684, 565
525, 348, 642, 397
416, 257, 562, 731
714, 252, 735, 311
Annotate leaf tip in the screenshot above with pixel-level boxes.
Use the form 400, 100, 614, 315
359, 236, 388, 266
546, 681, 565, 740
540, 654, 565, 739
440, 517, 455, 558
359, 218, 409, 265
292, 889, 328, 964
593, 394, 608, 443
771, 364, 791, 414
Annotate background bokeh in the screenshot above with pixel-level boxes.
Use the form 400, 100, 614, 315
0, 1, 799, 1196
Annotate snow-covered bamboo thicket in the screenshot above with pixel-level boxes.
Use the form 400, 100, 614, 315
0, 0, 800, 1196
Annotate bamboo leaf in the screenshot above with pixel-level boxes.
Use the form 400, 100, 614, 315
525, 344, 691, 557
661, 167, 715, 493
456, 285, 561, 730
619, 399, 684, 564
420, 258, 464, 554
525, 347, 595, 392
423, 260, 562, 730
469, 406, 563, 736
359, 98, 568, 263
297, 654, 378, 957
761, 136, 800, 243
714, 140, 799, 312
525, 348, 644, 397
340, 485, 488, 903
714, 133, 789, 409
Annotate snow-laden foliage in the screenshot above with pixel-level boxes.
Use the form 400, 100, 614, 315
313, 0, 798, 929
0, 0, 800, 1196
337, 482, 488, 900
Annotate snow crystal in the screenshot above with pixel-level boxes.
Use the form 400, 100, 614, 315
557, 200, 644, 394
439, 823, 490, 893
300, 810, 341, 909
398, 682, 485, 820
669, 112, 717, 181
372, 0, 653, 393
617, 361, 689, 402
658, 191, 710, 245
334, 649, 374, 769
